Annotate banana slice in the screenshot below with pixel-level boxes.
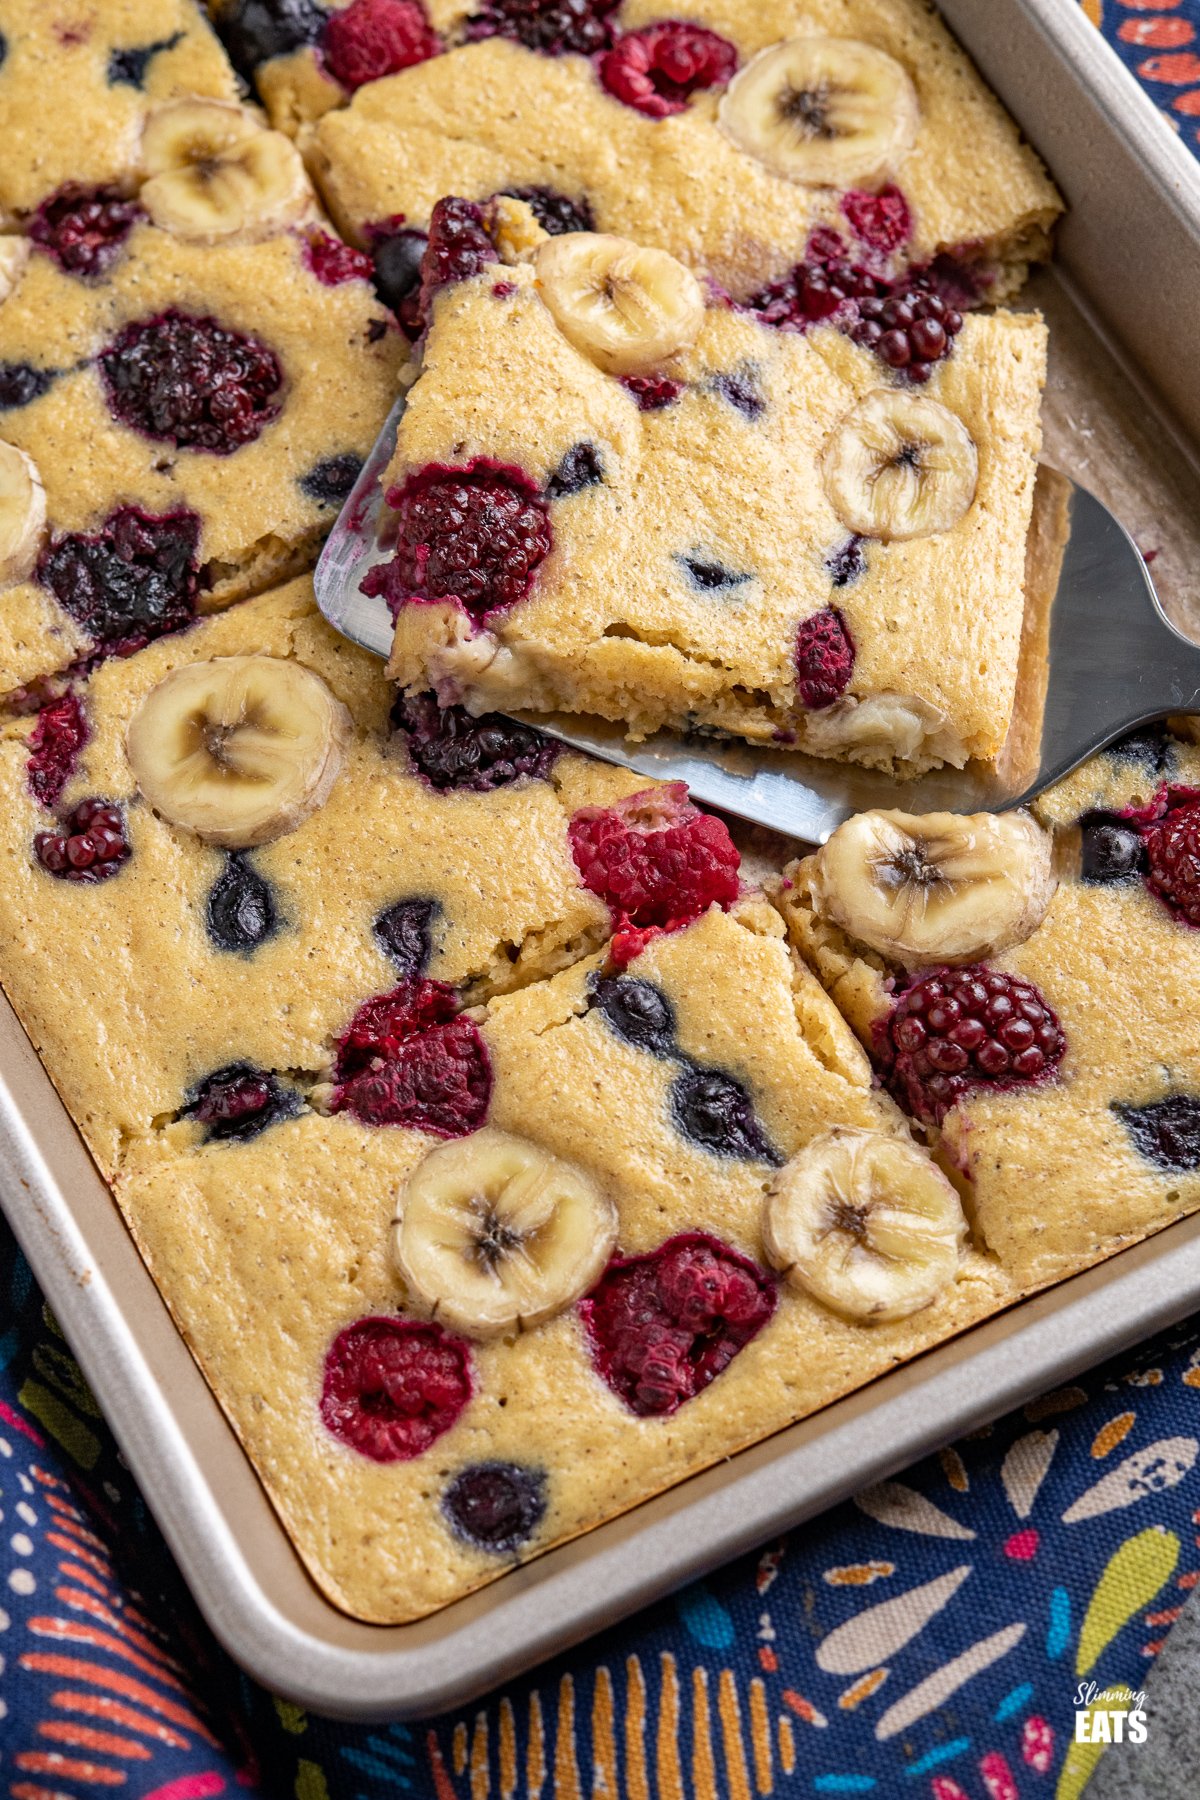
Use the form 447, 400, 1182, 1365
535, 233, 704, 377
141, 99, 311, 243
0, 237, 31, 305
718, 36, 918, 189
392, 1129, 618, 1339
126, 656, 351, 848
812, 809, 1057, 965
821, 390, 977, 541
763, 1126, 966, 1323
0, 441, 45, 588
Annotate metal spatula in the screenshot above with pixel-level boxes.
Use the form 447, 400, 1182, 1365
314, 394, 1200, 845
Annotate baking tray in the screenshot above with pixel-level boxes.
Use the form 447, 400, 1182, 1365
4, 0, 1200, 1720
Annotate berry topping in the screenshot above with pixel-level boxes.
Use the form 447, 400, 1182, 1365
29, 185, 142, 279
107, 33, 185, 88
442, 1461, 547, 1553
323, 0, 438, 89
392, 691, 560, 792
711, 368, 764, 421
0, 364, 57, 410
1114, 1094, 1200, 1173
374, 896, 439, 977
850, 287, 964, 384
302, 229, 374, 287
1141, 789, 1200, 927
206, 854, 279, 954
546, 441, 604, 498
35, 798, 130, 884
37, 506, 201, 659
212, 0, 327, 80
590, 974, 678, 1058
415, 197, 497, 326
876, 965, 1067, 1126
826, 536, 867, 589
569, 782, 740, 954
99, 311, 284, 453
330, 979, 492, 1136
362, 458, 551, 620
581, 1231, 775, 1416
299, 452, 365, 507
26, 691, 88, 809
370, 224, 427, 333
320, 1316, 472, 1461
677, 552, 749, 592
795, 606, 855, 709
467, 0, 620, 58
500, 187, 594, 235
842, 185, 912, 256
185, 1063, 300, 1141
621, 374, 684, 410
1079, 813, 1146, 885
669, 1064, 781, 1164
600, 22, 737, 118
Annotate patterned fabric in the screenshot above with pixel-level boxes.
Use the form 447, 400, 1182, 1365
2, 5, 1200, 1793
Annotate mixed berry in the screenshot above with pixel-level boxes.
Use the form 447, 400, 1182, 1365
321, 1316, 472, 1461
99, 311, 284, 454
26, 691, 89, 809
568, 782, 740, 964
1114, 1094, 1200, 1173
323, 0, 438, 90
794, 606, 856, 710
669, 1064, 781, 1165
29, 186, 142, 280
442, 1461, 547, 1553
37, 506, 201, 659
392, 691, 560, 792
876, 966, 1067, 1126
374, 897, 438, 977
581, 1231, 775, 1416
184, 1063, 300, 1142
330, 979, 492, 1135
467, 0, 621, 59
206, 855, 279, 955
35, 799, 131, 884
599, 22, 737, 119
362, 458, 552, 621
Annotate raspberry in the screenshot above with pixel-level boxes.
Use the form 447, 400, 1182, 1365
620, 374, 684, 410
299, 452, 364, 507
392, 692, 560, 791
590, 974, 678, 1058
442, 1461, 547, 1552
29, 185, 142, 279
1144, 793, 1200, 927
374, 896, 439, 976
26, 691, 89, 809
185, 1063, 299, 1141
500, 187, 594, 235
37, 506, 201, 659
206, 855, 278, 953
875, 965, 1067, 1126
330, 979, 492, 1136
580, 1232, 775, 1416
212, 0, 326, 80
842, 185, 912, 256
600, 22, 737, 117
795, 606, 855, 709
1079, 813, 1146, 886
99, 311, 284, 453
669, 1064, 780, 1164
414, 197, 497, 328
569, 782, 740, 950
1114, 1094, 1200, 1173
362, 458, 551, 621
35, 798, 130, 884
322, 0, 439, 89
302, 229, 375, 286
320, 1316, 472, 1461
467, 0, 620, 58
0, 363, 56, 410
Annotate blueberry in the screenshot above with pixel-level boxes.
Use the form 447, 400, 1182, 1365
500, 187, 593, 235
0, 364, 56, 410
372, 229, 427, 315
711, 368, 764, 421
185, 1063, 301, 1142
590, 975, 677, 1058
546, 442, 604, 499
299, 452, 364, 507
1113, 1094, 1200, 1172
676, 553, 751, 593
441, 1461, 547, 1554
0, 31, 6, 69
107, 33, 185, 88
373, 897, 438, 977
1106, 725, 1173, 777
206, 855, 279, 954
1079, 812, 1147, 885
212, 0, 327, 82
669, 1064, 781, 1164
826, 536, 868, 588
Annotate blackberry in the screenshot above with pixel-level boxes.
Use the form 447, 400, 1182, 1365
99, 310, 283, 453
37, 506, 201, 658
500, 187, 594, 235
29, 185, 142, 280
392, 692, 560, 792
415, 196, 497, 326
35, 799, 130, 884
850, 287, 963, 384
466, 0, 621, 58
